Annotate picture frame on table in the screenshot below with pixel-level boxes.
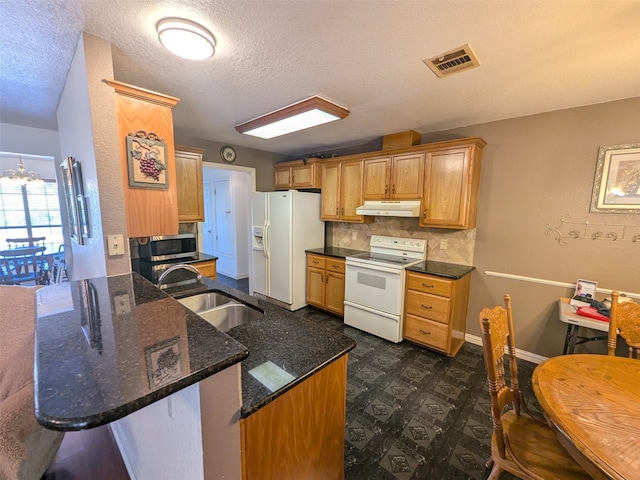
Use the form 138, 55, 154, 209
590, 143, 640, 213
571, 278, 598, 308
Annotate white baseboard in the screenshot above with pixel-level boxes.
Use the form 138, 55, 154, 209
465, 334, 548, 365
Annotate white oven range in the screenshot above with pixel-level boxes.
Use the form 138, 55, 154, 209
344, 235, 427, 343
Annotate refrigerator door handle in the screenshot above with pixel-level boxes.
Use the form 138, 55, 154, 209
263, 221, 269, 259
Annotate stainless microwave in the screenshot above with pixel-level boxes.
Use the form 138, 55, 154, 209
139, 233, 198, 262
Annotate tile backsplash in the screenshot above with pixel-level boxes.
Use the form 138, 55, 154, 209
328, 217, 476, 266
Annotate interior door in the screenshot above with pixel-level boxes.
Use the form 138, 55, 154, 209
201, 180, 214, 254
213, 179, 233, 265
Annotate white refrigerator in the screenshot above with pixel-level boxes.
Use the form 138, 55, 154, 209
251, 190, 324, 311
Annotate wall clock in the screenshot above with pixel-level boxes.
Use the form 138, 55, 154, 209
220, 145, 236, 163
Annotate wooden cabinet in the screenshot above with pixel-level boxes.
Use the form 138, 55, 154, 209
420, 139, 485, 229
193, 258, 216, 281
306, 253, 346, 316
240, 355, 347, 480
321, 159, 372, 223
362, 152, 424, 200
105, 79, 180, 238
403, 270, 471, 357
274, 159, 321, 190
175, 146, 205, 222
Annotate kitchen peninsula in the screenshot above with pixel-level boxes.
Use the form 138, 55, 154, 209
34, 273, 355, 479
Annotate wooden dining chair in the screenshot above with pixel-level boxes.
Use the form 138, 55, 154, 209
479, 294, 589, 480
608, 291, 640, 358
0, 246, 47, 285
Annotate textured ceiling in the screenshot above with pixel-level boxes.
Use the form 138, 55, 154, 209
1, 0, 639, 157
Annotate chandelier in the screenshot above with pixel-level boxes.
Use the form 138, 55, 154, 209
0, 156, 44, 185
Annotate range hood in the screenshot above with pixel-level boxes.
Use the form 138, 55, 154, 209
355, 200, 421, 217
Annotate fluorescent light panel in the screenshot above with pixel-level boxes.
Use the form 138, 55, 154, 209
236, 96, 349, 139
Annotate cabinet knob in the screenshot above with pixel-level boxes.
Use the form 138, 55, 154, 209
313, 260, 319, 264
422, 208, 427, 219
336, 207, 338, 215
422, 283, 435, 288
341, 208, 344, 216
420, 304, 433, 309
384, 185, 388, 194
325, 275, 329, 284
332, 264, 339, 268
392, 185, 396, 194
419, 329, 432, 335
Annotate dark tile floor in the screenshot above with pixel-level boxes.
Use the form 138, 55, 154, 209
44, 274, 539, 479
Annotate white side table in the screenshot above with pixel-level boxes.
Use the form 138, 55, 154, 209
558, 297, 609, 354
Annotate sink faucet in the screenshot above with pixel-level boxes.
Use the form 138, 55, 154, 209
157, 263, 203, 289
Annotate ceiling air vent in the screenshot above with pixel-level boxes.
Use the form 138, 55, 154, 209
423, 44, 480, 78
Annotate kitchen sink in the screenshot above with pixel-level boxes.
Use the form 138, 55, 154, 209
195, 303, 263, 332
177, 290, 237, 313
177, 290, 263, 332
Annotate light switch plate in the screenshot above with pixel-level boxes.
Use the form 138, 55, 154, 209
114, 294, 131, 315
439, 239, 448, 250
107, 234, 125, 256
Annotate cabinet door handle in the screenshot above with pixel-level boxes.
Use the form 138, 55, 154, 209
313, 260, 320, 264
384, 185, 388, 194
422, 208, 427, 219
332, 264, 340, 269
422, 283, 435, 288
419, 329, 432, 335
341, 208, 344, 216
326, 275, 329, 284
392, 184, 396, 194
336, 207, 338, 215
420, 304, 433, 309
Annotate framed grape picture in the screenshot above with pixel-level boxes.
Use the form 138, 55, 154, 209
126, 130, 169, 189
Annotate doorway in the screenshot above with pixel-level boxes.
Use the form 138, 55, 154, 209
200, 163, 255, 280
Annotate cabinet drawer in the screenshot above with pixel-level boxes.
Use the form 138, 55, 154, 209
325, 258, 345, 274
405, 290, 451, 324
307, 254, 326, 269
404, 314, 448, 351
406, 271, 453, 297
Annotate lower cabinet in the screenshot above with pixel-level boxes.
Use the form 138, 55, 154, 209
240, 355, 348, 480
306, 253, 345, 316
193, 259, 216, 281
403, 271, 471, 356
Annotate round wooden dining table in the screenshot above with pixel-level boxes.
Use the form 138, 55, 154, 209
532, 354, 640, 480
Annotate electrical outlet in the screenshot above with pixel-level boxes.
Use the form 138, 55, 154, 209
439, 239, 448, 250
352, 232, 358, 240
107, 234, 125, 256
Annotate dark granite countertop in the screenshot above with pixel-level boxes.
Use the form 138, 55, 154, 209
306, 246, 367, 259
406, 260, 475, 279
34, 273, 248, 431
170, 278, 356, 418
35, 272, 356, 429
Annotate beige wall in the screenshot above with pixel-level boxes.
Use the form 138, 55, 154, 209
57, 33, 130, 280
329, 97, 640, 358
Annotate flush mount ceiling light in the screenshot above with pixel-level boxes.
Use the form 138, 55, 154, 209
157, 18, 215, 60
235, 96, 350, 139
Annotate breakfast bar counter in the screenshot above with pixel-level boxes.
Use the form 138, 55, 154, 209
34, 272, 356, 429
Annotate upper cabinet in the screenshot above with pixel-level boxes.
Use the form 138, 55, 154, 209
105, 79, 179, 238
321, 159, 372, 223
362, 152, 424, 200
175, 145, 205, 222
274, 159, 321, 190
419, 139, 485, 229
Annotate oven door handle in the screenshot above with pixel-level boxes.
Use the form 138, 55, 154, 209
343, 301, 399, 320
345, 261, 403, 275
